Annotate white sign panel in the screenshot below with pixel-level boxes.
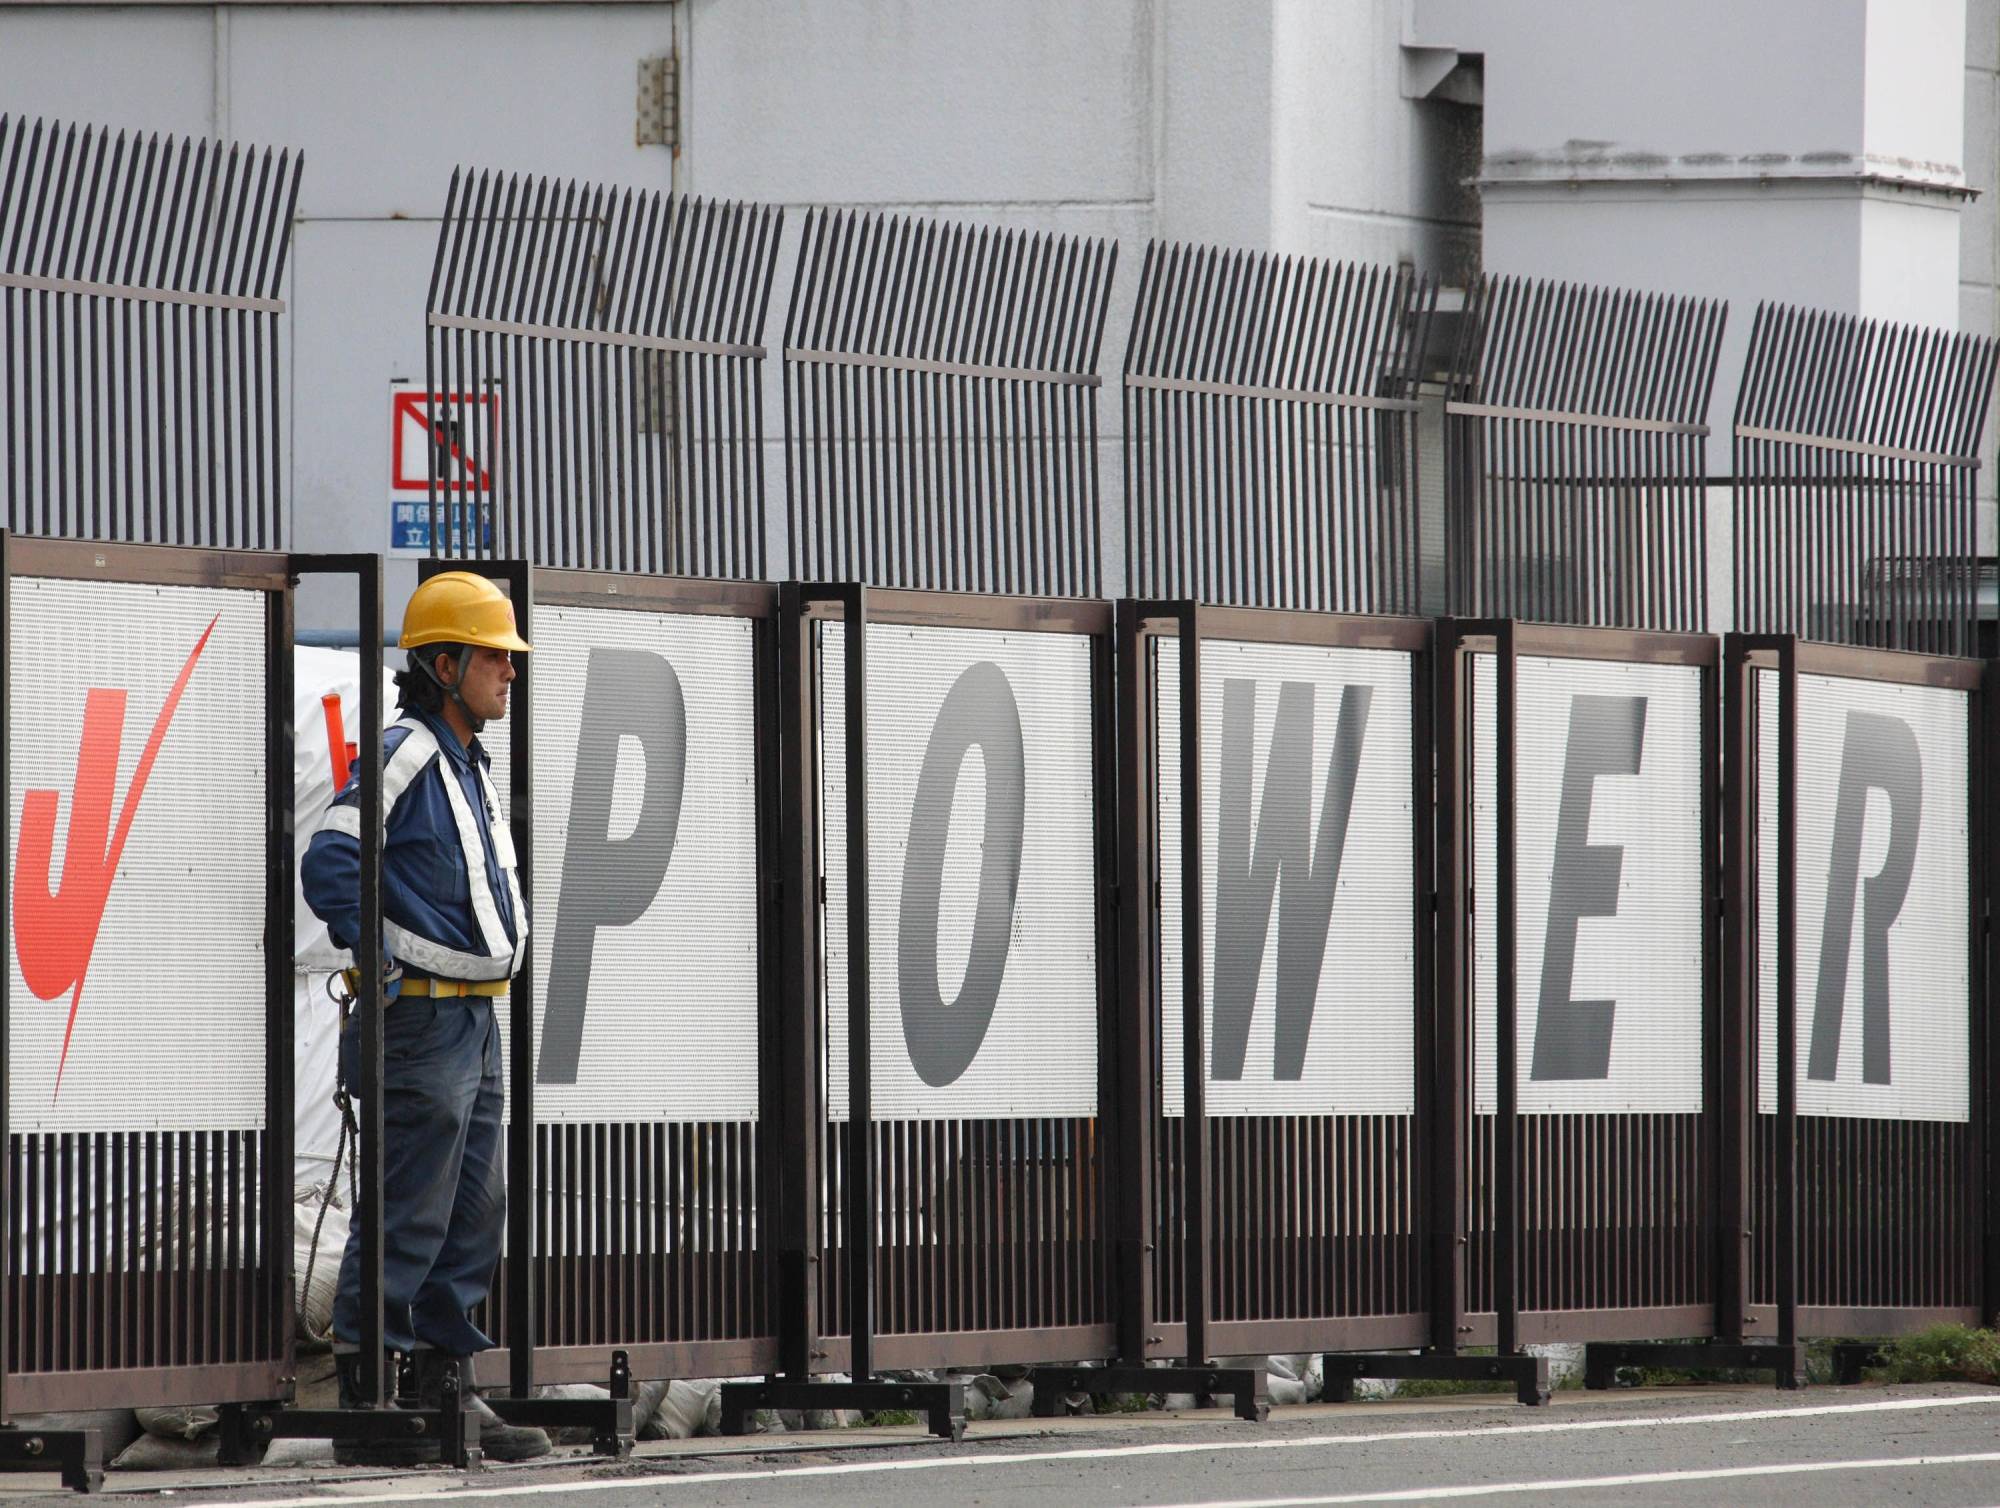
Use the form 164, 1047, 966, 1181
519, 605, 762, 1123
9, 577, 268, 1132
1757, 670, 1969, 1122
1156, 637, 1417, 1118
1473, 654, 1706, 1115
821, 622, 1098, 1121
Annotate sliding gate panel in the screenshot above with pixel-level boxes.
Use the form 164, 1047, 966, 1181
1746, 642, 1982, 1332
1150, 609, 1430, 1354
1467, 627, 1717, 1340
484, 571, 779, 1382
4, 537, 292, 1412
815, 594, 1114, 1369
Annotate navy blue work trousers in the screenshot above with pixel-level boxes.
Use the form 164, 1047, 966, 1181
332, 994, 504, 1356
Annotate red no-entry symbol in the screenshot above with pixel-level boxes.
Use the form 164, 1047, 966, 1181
391, 390, 494, 494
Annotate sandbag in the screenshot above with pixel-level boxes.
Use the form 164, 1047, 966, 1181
1530, 1342, 1584, 1386
534, 1382, 610, 1446
135, 1405, 217, 1442
641, 1379, 721, 1440
1263, 1353, 1316, 1407
950, 1372, 1035, 1422
111, 1433, 218, 1470
293, 1193, 348, 1342
628, 1378, 671, 1438
262, 1437, 337, 1466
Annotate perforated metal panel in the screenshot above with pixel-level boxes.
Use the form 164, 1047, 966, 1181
1154, 637, 1416, 1118
820, 622, 1098, 1121
1756, 670, 1970, 1122
518, 605, 761, 1124
1472, 654, 1705, 1115
8, 577, 268, 1133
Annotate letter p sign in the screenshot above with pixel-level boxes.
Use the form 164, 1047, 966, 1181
539, 647, 688, 1085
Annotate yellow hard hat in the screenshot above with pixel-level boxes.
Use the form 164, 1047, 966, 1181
400, 571, 533, 653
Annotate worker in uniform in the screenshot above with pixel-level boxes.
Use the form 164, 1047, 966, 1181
302, 571, 550, 1465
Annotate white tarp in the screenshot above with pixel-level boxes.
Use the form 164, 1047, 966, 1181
1757, 670, 1970, 1122
291, 646, 395, 1193
1154, 636, 1417, 1118
8, 577, 268, 1133
1472, 654, 1706, 1115
820, 621, 1098, 1121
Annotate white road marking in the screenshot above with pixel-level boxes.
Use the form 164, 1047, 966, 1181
1160, 1450, 2000, 1505
175, 1393, 2000, 1507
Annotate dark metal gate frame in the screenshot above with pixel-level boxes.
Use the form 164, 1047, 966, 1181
1053, 603, 1435, 1418
1725, 635, 1992, 1345
223, 552, 490, 1467
477, 565, 784, 1395
0, 536, 302, 1491
726, 584, 1127, 1436
402, 558, 639, 1451
1449, 622, 1794, 1385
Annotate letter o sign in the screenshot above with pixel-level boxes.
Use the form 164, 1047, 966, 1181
896, 661, 1027, 1087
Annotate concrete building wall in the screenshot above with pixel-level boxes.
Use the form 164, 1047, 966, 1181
0, 0, 1993, 623
1962, 0, 2000, 544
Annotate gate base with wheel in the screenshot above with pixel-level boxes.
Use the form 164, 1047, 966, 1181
1323, 1351, 1551, 1406
719, 1379, 965, 1441
1029, 1365, 1268, 1422
480, 1349, 635, 1457
0, 1426, 102, 1494
218, 1358, 482, 1469
1582, 1341, 1804, 1390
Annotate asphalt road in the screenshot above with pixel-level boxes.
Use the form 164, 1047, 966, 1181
18, 1384, 2000, 1507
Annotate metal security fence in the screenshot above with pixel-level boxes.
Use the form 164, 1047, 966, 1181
1728, 636, 1989, 1344
1445, 277, 1726, 632
1456, 623, 1722, 1346
0, 114, 300, 549
425, 172, 783, 577
798, 588, 1119, 1379
1733, 306, 2000, 658
782, 212, 1117, 595
1, 535, 299, 1490
1134, 606, 1434, 1366
467, 567, 783, 1389
1123, 247, 1436, 615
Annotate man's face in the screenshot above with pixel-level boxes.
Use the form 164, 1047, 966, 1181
440, 645, 516, 724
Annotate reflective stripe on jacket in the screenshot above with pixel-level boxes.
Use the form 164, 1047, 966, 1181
301, 708, 526, 983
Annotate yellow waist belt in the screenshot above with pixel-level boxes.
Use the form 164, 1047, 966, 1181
400, 977, 509, 999
341, 970, 508, 1000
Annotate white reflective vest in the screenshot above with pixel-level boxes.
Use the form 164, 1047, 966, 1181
318, 717, 528, 982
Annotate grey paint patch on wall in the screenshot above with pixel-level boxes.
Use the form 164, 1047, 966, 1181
1532, 693, 1647, 1081
896, 660, 1027, 1088
539, 646, 687, 1085
1210, 679, 1372, 1082
1809, 709, 1922, 1086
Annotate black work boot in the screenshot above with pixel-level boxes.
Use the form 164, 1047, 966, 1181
332, 1351, 434, 1468
416, 1350, 551, 1462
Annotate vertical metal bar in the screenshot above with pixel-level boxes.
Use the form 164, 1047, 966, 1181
266, 569, 296, 1371
1494, 620, 1520, 1356
503, 560, 535, 1398
1719, 636, 1755, 1341
1408, 619, 1439, 1345
1113, 601, 1156, 1364
356, 554, 385, 1403
840, 585, 873, 1380
1176, 602, 1209, 1365
1775, 637, 1799, 1352
1431, 618, 1469, 1354
1976, 655, 1995, 1326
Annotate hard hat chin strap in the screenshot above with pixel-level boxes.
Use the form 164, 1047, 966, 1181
415, 644, 486, 734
